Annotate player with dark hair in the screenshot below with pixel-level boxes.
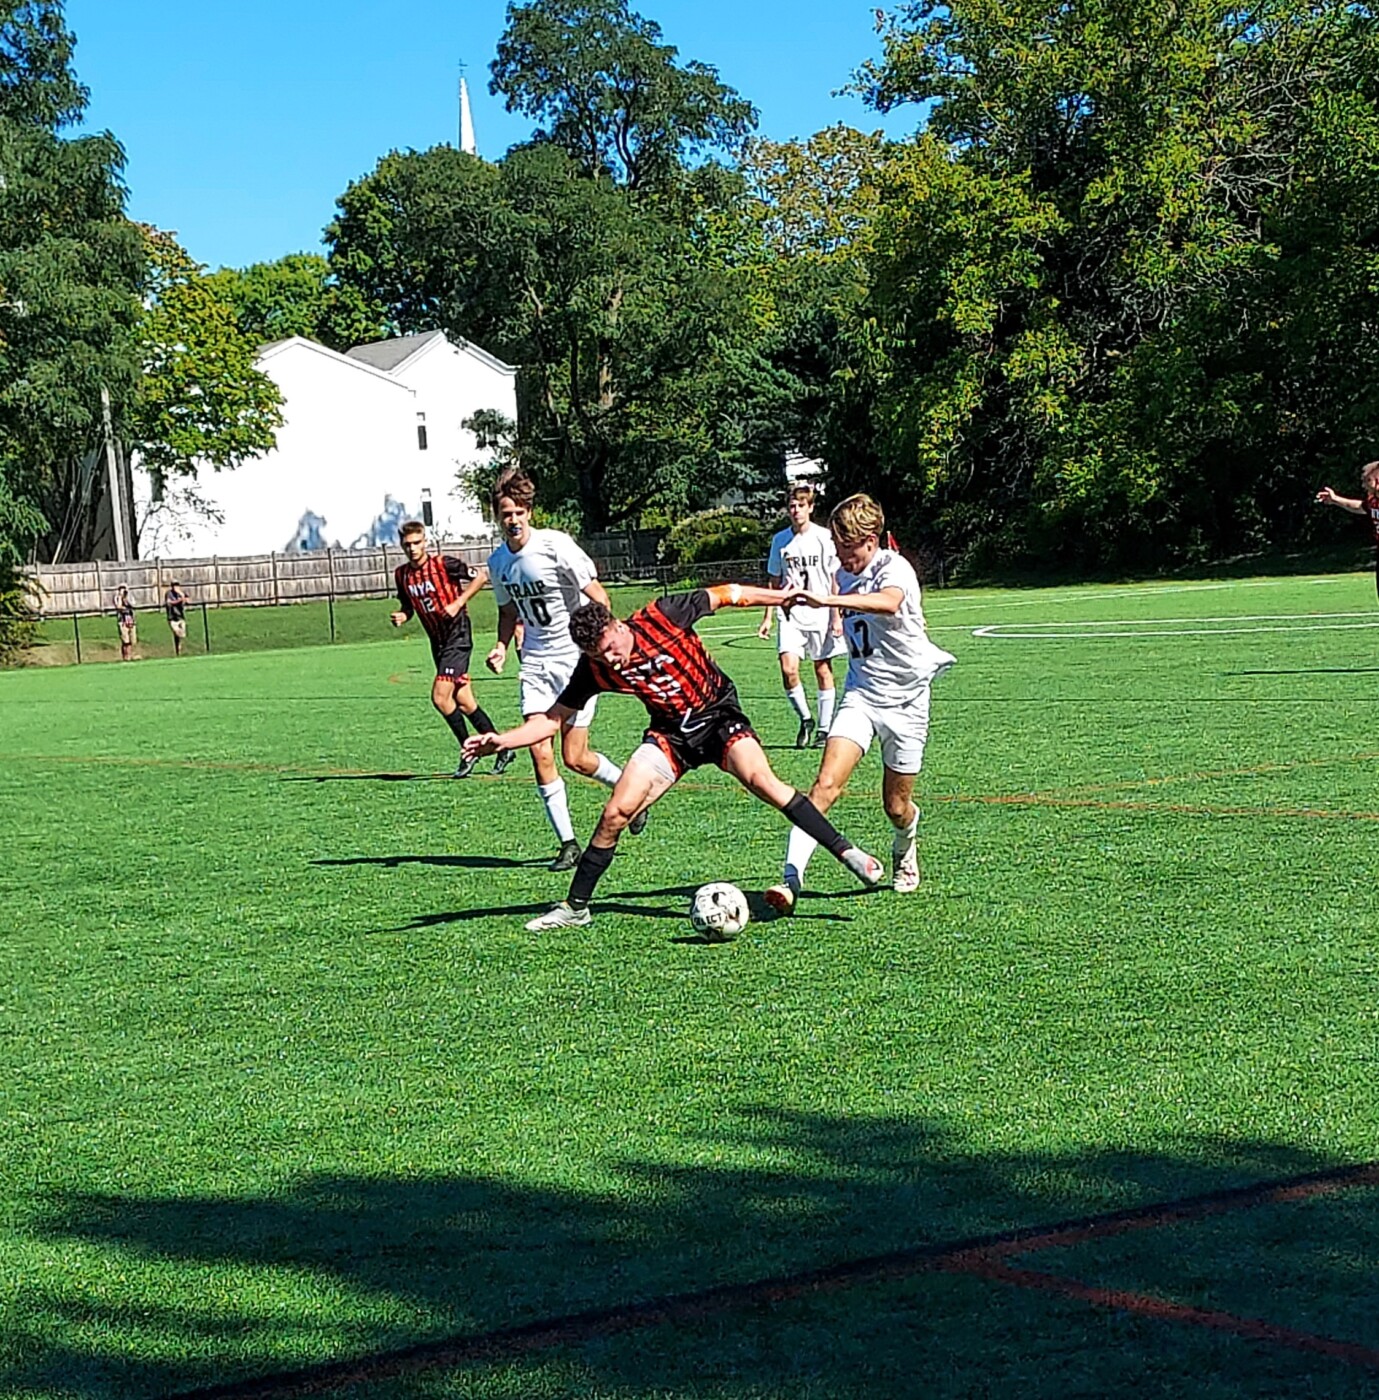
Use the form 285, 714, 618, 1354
464, 583, 883, 930
485, 466, 641, 870
391, 519, 508, 778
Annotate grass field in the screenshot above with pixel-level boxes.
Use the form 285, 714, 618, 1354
3, 570, 1379, 1399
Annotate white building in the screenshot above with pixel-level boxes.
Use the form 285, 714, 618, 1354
136, 329, 517, 557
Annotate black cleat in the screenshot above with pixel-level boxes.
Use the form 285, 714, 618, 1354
795, 717, 816, 749
453, 754, 480, 779
492, 748, 516, 776
550, 839, 582, 871
629, 807, 649, 836
813, 724, 829, 748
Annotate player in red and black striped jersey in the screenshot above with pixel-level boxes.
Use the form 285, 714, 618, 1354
464, 583, 883, 930
1317, 460, 1379, 599
390, 520, 509, 777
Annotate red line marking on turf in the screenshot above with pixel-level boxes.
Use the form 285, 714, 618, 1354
946, 1260, 1379, 1369
169, 1162, 1379, 1399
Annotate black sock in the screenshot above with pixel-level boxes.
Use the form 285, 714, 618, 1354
469, 706, 496, 734
568, 842, 616, 908
782, 792, 850, 860
444, 708, 469, 745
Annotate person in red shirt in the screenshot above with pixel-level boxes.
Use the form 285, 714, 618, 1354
391, 520, 509, 778
1316, 460, 1379, 599
464, 582, 883, 930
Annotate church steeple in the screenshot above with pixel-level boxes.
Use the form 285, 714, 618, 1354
459, 66, 477, 156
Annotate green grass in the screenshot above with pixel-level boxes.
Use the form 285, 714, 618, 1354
3, 569, 1379, 1398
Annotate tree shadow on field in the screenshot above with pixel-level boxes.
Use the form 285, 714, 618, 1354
10, 1114, 1379, 1400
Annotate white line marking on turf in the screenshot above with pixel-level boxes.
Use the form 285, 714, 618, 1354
973, 611, 1379, 639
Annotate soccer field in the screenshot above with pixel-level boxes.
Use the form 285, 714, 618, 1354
3, 571, 1378, 1399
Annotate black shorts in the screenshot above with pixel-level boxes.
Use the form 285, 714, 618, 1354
645, 702, 758, 778
431, 631, 473, 681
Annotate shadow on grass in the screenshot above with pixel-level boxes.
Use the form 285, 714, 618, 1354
280, 773, 457, 784
1229, 668, 1379, 676
10, 1118, 1379, 1399
314, 855, 550, 870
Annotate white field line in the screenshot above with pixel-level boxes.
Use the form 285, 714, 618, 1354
972, 610, 1379, 640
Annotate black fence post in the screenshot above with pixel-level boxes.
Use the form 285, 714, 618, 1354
201, 601, 211, 654
72, 612, 81, 664
327, 591, 336, 643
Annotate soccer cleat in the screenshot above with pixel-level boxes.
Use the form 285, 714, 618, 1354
795, 717, 816, 749
628, 806, 650, 836
550, 839, 582, 872
524, 901, 592, 931
813, 725, 829, 749
492, 748, 516, 776
892, 840, 921, 894
764, 876, 800, 916
453, 754, 480, 779
841, 846, 884, 887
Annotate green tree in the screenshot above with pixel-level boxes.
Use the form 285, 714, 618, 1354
0, 0, 143, 578
203, 252, 385, 353
127, 227, 284, 510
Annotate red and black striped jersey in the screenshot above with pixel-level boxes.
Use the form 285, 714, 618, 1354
1366, 492, 1379, 547
395, 554, 476, 643
557, 591, 738, 732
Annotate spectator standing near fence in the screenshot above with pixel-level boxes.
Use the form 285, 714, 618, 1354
113, 586, 137, 661
164, 581, 189, 656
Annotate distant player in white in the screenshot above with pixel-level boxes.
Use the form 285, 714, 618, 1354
485, 468, 643, 870
766, 493, 955, 907
757, 484, 845, 748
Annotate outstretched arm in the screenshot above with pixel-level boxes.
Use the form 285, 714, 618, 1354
463, 705, 571, 759
1316, 487, 1366, 515
791, 586, 905, 616
704, 583, 795, 613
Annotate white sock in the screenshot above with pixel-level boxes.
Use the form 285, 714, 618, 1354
590, 754, 622, 788
538, 779, 576, 843
786, 685, 810, 720
817, 687, 836, 731
892, 805, 919, 853
783, 824, 818, 888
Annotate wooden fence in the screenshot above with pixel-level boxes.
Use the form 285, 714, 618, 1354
27, 530, 669, 617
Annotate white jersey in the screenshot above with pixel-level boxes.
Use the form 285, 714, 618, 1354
836, 547, 955, 706
488, 528, 598, 667
768, 522, 838, 631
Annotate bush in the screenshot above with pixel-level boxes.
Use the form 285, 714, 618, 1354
660, 509, 773, 568
0, 566, 39, 667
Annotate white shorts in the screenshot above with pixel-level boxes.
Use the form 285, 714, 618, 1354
778, 612, 845, 662
828, 687, 931, 775
520, 655, 598, 728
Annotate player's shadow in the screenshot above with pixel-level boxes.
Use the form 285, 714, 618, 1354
1229, 667, 1379, 676
280, 772, 456, 783
315, 854, 548, 870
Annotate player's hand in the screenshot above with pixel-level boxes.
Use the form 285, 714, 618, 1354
463, 732, 503, 759
757, 617, 771, 640
792, 589, 829, 610
389, 611, 408, 627
485, 643, 507, 673
1316, 486, 1340, 505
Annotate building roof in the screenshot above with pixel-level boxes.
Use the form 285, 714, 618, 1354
345, 330, 446, 373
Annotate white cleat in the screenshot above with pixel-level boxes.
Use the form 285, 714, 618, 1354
524, 901, 593, 932
764, 876, 801, 916
841, 846, 884, 887
892, 840, 921, 894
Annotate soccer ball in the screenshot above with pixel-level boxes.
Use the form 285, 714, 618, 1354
689, 882, 750, 941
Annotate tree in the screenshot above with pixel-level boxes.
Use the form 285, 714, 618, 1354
849, 0, 1379, 570
203, 253, 385, 353
0, 0, 143, 577
491, 0, 756, 191
126, 227, 284, 511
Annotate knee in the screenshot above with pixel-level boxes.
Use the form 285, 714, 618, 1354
884, 794, 914, 825
810, 776, 843, 810
595, 804, 631, 841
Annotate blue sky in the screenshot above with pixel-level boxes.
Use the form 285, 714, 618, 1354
64, 0, 921, 273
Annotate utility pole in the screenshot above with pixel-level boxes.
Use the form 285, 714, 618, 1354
101, 386, 131, 562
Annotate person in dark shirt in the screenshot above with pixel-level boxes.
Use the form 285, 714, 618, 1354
113, 586, 137, 661
465, 583, 883, 929
164, 581, 189, 656
390, 520, 508, 778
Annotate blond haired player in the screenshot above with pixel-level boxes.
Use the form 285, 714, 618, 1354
757, 484, 845, 747
767, 494, 955, 908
